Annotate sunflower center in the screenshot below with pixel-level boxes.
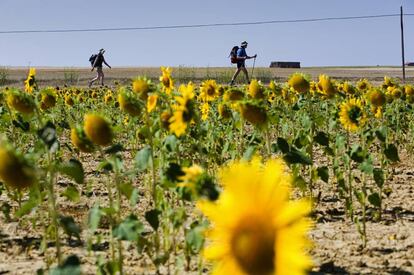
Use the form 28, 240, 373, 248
231, 219, 276, 275
348, 106, 362, 124
162, 76, 171, 87
206, 85, 216, 96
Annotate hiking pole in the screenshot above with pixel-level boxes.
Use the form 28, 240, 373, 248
251, 56, 256, 79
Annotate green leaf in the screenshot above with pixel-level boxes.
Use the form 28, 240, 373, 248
384, 144, 400, 162
62, 185, 80, 203
104, 143, 124, 154
119, 182, 134, 199
314, 131, 330, 146
141, 126, 152, 140
375, 127, 387, 143
50, 255, 81, 275
145, 209, 161, 231
359, 158, 373, 174
59, 216, 81, 240
292, 175, 307, 191
88, 205, 102, 232
185, 224, 205, 253
368, 192, 381, 207
135, 146, 152, 171
112, 215, 144, 241
373, 168, 384, 188
350, 145, 365, 163
354, 190, 364, 204
15, 187, 40, 217
242, 146, 256, 161
276, 137, 290, 154
163, 135, 178, 152
284, 149, 312, 165
57, 159, 84, 184
317, 166, 329, 183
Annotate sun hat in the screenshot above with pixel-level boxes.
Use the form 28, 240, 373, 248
241, 41, 248, 47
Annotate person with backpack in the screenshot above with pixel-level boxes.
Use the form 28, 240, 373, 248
229, 41, 257, 86
89, 48, 111, 87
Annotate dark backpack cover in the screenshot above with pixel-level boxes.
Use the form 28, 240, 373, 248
89, 54, 97, 67
230, 46, 239, 64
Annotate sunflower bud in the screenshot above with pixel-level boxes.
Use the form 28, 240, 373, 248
6, 89, 36, 114
239, 102, 268, 128
71, 127, 94, 153
84, 114, 113, 146
0, 147, 36, 190
288, 73, 310, 94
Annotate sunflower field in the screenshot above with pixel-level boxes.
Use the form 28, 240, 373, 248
0, 67, 413, 274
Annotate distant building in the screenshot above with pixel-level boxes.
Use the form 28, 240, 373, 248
406, 62, 414, 66
270, 61, 300, 68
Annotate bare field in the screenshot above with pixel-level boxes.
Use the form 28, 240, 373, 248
2, 66, 414, 87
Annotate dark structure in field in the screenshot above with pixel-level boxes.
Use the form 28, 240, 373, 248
270, 61, 301, 68
406, 62, 414, 66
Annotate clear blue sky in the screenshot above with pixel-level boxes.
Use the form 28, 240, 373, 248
0, 0, 413, 67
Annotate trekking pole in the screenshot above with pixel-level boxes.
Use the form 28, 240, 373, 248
251, 56, 256, 79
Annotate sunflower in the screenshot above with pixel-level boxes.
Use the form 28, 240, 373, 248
179, 164, 203, 187
198, 158, 312, 275
160, 111, 172, 130
288, 73, 310, 94
317, 75, 336, 98
65, 94, 74, 106
169, 83, 196, 137
84, 114, 113, 146
132, 77, 153, 100
404, 85, 414, 96
159, 67, 174, 95
147, 94, 158, 113
382, 76, 397, 89
24, 68, 37, 94
71, 127, 95, 153
39, 87, 57, 110
356, 79, 371, 92
239, 102, 268, 128
6, 89, 36, 115
342, 81, 356, 95
200, 79, 219, 102
339, 98, 367, 132
218, 103, 232, 120
371, 106, 383, 119
118, 88, 142, 117
200, 102, 210, 121
367, 88, 385, 107
223, 88, 244, 102
0, 146, 36, 190
104, 91, 114, 104
248, 79, 265, 99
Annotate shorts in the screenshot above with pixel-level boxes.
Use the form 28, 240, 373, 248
237, 62, 246, 69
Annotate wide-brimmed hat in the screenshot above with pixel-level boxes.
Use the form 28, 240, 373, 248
241, 41, 248, 47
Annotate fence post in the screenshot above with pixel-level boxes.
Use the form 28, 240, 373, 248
401, 6, 406, 83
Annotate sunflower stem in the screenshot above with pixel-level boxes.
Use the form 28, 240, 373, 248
46, 152, 61, 265
346, 130, 354, 220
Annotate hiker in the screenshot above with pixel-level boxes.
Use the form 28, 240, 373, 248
89, 48, 111, 87
229, 41, 257, 86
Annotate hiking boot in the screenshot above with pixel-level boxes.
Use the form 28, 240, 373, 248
229, 80, 235, 86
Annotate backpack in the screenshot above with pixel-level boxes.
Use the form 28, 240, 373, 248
230, 46, 239, 64
89, 54, 97, 67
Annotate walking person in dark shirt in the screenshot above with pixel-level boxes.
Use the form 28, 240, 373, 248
229, 41, 257, 86
89, 48, 111, 87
